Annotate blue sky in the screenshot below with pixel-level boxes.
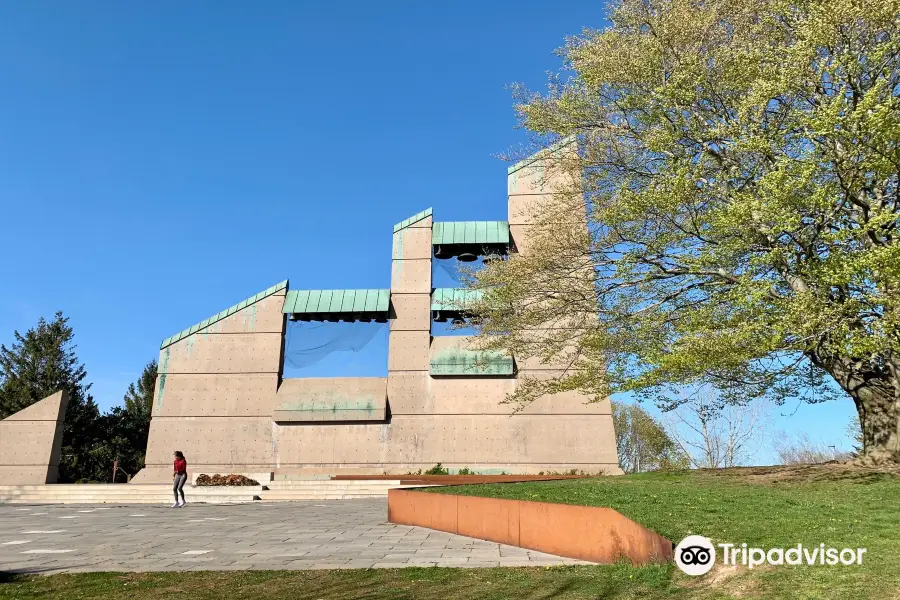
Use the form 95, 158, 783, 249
0, 1, 856, 462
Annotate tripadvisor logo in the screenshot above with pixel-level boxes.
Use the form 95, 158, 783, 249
674, 536, 868, 576
675, 535, 716, 576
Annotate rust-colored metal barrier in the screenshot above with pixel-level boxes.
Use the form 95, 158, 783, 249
387, 488, 673, 565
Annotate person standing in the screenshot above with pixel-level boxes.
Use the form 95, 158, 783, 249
173, 451, 188, 508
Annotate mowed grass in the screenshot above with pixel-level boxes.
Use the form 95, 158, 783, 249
0, 567, 679, 600
438, 465, 900, 599
1, 466, 898, 599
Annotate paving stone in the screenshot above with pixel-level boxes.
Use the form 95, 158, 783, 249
0, 500, 587, 572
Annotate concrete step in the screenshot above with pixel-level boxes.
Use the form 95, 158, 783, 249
0, 482, 426, 504
0, 484, 262, 504
2, 494, 258, 503
258, 493, 390, 501
0, 485, 264, 490
1, 497, 256, 504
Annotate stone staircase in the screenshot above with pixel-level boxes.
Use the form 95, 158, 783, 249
0, 484, 261, 504
0, 477, 426, 505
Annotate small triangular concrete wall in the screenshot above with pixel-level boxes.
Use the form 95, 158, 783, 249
0, 391, 70, 484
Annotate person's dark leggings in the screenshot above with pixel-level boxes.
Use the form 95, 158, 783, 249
174, 472, 187, 504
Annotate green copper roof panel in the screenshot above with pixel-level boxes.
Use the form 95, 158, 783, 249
282, 289, 389, 315
432, 221, 510, 246
306, 290, 323, 312
160, 279, 289, 349
430, 349, 514, 376
316, 290, 334, 313
393, 208, 433, 233
350, 290, 367, 312
431, 288, 484, 311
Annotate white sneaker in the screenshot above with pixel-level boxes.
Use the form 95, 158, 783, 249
177, 501, 186, 508
171, 502, 179, 508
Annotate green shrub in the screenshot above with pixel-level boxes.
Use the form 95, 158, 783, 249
425, 463, 449, 475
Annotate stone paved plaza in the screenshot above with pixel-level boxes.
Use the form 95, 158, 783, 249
0, 499, 589, 574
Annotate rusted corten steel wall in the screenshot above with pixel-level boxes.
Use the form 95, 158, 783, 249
0, 391, 70, 484
132, 142, 620, 482
388, 489, 674, 565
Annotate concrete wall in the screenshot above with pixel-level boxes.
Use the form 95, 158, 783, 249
506, 139, 620, 474
132, 290, 286, 483
135, 145, 620, 481
0, 391, 69, 484
273, 378, 387, 422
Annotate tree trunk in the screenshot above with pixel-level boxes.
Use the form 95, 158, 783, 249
811, 353, 900, 463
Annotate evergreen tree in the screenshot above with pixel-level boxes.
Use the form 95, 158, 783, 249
0, 312, 91, 417
123, 360, 157, 427
0, 312, 101, 482
114, 360, 158, 477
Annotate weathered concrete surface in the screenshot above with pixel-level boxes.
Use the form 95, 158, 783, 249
149, 374, 279, 417
0, 500, 588, 573
390, 294, 431, 331
390, 260, 432, 294
134, 147, 621, 480
387, 372, 611, 416
0, 391, 69, 484
392, 227, 432, 260
138, 414, 618, 475
507, 193, 587, 226
134, 291, 286, 483
500, 140, 620, 474
199, 293, 287, 334
272, 415, 619, 470
387, 332, 431, 372
273, 378, 387, 422
158, 333, 283, 374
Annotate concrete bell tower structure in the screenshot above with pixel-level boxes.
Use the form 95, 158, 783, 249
133, 141, 620, 482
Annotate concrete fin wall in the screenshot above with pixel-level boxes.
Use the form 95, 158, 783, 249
133, 288, 286, 483
0, 390, 70, 484
504, 140, 620, 473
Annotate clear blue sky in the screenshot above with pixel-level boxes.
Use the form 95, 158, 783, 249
0, 2, 856, 461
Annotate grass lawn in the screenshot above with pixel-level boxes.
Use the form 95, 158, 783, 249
437, 464, 900, 599
1, 465, 897, 599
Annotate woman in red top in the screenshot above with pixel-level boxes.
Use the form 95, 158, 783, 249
173, 451, 188, 508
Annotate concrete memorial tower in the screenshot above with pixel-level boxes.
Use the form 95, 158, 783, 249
133, 142, 619, 482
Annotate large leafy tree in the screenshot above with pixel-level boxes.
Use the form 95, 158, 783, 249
612, 401, 688, 473
471, 0, 900, 461
0, 312, 102, 480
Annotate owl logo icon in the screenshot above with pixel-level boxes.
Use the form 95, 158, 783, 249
675, 535, 716, 576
